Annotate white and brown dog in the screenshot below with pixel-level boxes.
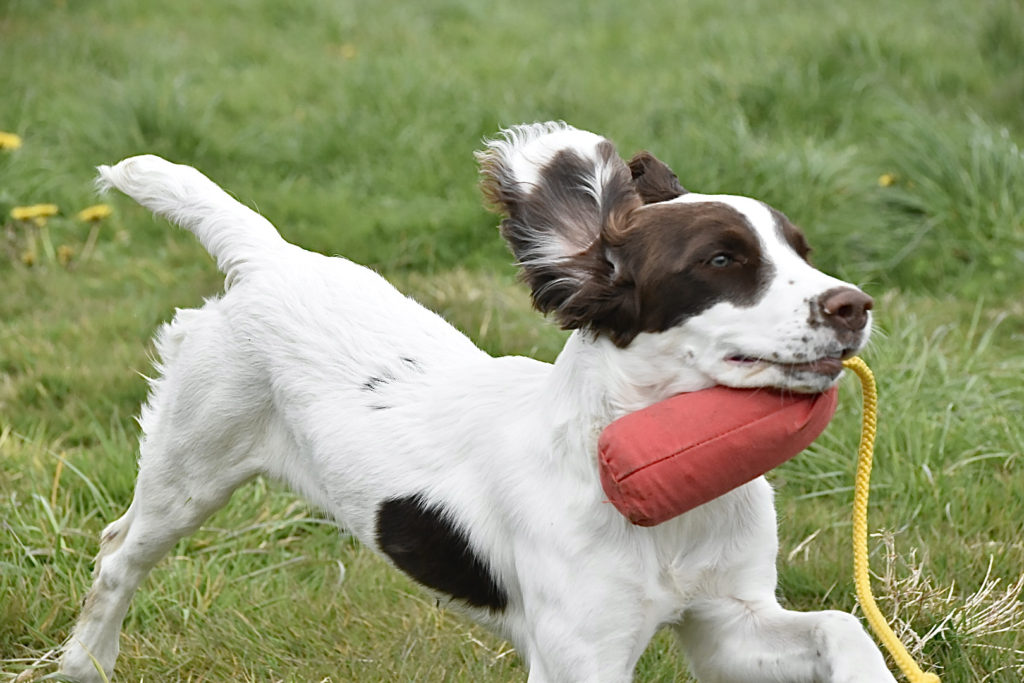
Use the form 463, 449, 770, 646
60, 122, 892, 682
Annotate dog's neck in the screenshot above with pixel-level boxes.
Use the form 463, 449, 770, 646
526, 330, 712, 485
545, 330, 714, 429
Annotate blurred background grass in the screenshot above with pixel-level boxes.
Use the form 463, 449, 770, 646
1, 0, 1022, 680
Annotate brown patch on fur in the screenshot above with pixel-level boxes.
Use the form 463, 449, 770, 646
601, 202, 773, 344
770, 207, 812, 262
525, 201, 774, 347
628, 152, 687, 204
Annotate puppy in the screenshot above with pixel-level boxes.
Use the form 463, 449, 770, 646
60, 122, 892, 682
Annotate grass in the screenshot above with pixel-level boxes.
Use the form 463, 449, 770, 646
2, 0, 1023, 680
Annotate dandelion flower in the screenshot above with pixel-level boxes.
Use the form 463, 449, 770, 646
11, 204, 59, 221
76, 204, 113, 222
877, 173, 897, 187
0, 132, 22, 150
57, 244, 74, 266
332, 43, 358, 60
20, 250, 36, 266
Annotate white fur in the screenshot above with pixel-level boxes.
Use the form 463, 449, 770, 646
477, 121, 618, 269
61, 127, 893, 682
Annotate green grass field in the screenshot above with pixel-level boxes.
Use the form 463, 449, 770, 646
2, 0, 1023, 680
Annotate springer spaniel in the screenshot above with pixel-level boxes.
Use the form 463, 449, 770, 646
60, 122, 892, 682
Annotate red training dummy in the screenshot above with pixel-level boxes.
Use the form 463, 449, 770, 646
598, 386, 838, 526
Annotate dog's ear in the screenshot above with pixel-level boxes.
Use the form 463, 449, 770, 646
477, 122, 642, 344
628, 151, 687, 204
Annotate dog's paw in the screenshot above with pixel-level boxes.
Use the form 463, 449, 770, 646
810, 611, 897, 683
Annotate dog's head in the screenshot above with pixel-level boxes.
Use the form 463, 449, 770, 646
477, 122, 872, 393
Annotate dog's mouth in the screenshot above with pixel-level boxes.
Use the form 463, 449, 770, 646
725, 354, 847, 377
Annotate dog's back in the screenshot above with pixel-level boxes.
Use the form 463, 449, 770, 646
99, 153, 532, 522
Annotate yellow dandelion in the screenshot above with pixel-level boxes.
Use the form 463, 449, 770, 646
877, 173, 896, 188
20, 250, 36, 266
0, 131, 22, 150
57, 244, 74, 266
331, 43, 358, 60
76, 203, 113, 222
11, 204, 59, 221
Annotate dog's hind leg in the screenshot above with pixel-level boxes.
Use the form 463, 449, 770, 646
60, 307, 272, 682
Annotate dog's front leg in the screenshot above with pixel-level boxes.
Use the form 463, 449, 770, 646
521, 632, 642, 683
673, 596, 896, 682
518, 610, 647, 683
513, 568, 659, 683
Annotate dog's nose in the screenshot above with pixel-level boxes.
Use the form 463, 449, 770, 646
817, 287, 873, 332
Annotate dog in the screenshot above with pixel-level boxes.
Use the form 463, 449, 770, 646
60, 122, 893, 682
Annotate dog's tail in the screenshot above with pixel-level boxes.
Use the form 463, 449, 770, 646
97, 155, 286, 282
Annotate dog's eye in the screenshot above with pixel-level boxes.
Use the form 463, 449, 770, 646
707, 253, 734, 268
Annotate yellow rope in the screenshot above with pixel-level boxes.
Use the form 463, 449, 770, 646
842, 356, 940, 683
